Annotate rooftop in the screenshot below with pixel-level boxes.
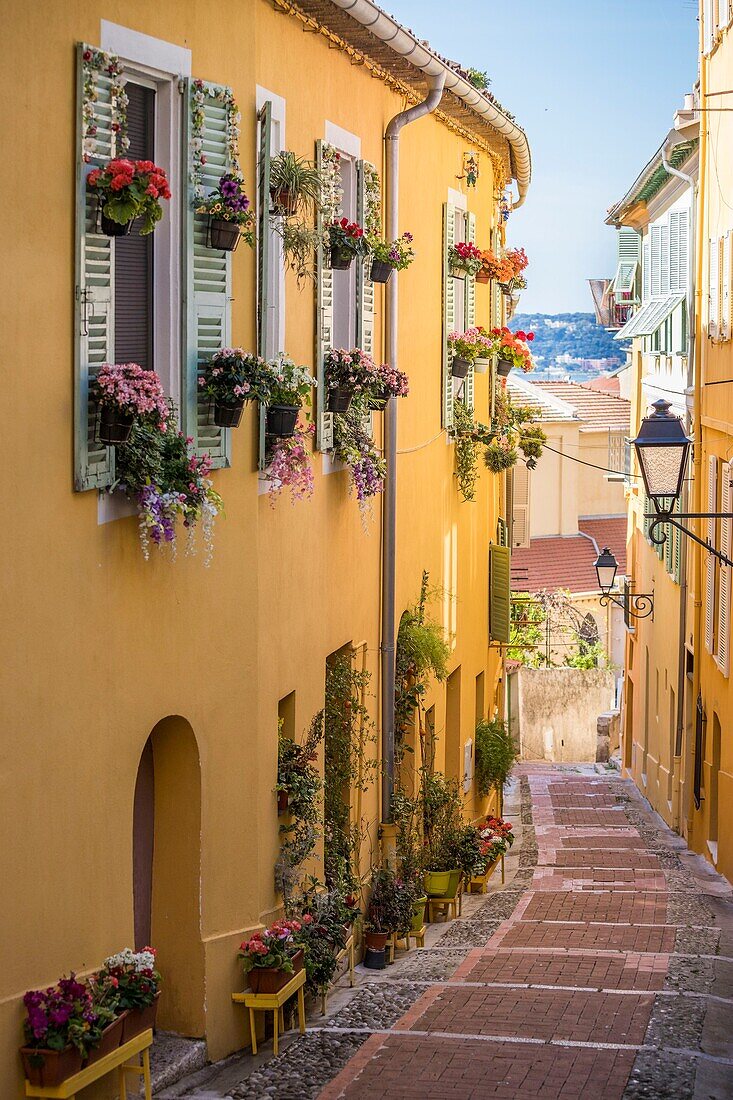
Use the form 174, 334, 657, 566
506, 375, 578, 422
511, 517, 628, 595
532, 381, 631, 432
605, 132, 698, 227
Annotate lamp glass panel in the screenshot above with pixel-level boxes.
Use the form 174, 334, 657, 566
639, 444, 686, 499
597, 563, 617, 591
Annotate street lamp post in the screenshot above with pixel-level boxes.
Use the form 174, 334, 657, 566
631, 399, 733, 568
593, 547, 654, 621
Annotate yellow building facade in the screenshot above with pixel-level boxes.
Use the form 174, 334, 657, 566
0, 0, 530, 1089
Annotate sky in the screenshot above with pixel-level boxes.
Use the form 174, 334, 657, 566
386, 0, 699, 314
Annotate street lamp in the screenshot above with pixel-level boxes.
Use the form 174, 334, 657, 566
593, 547, 654, 621
631, 399, 733, 568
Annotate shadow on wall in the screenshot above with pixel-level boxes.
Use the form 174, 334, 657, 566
508, 667, 616, 763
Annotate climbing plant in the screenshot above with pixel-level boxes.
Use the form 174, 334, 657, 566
274, 712, 324, 908
474, 716, 516, 798
394, 572, 451, 758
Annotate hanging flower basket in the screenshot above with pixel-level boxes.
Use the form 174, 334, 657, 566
449, 262, 467, 280
213, 400, 245, 428
100, 209, 132, 237
266, 404, 300, 437
270, 188, 299, 218
327, 385, 354, 413
369, 259, 393, 284
496, 358, 513, 377
330, 245, 354, 270
208, 218, 241, 252
21, 1046, 84, 1088
473, 357, 491, 375
88, 159, 171, 237
98, 405, 135, 445
247, 949, 304, 995
475, 269, 490, 284
367, 385, 390, 411
451, 356, 471, 379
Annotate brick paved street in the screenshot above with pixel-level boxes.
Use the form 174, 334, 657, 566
160, 765, 733, 1099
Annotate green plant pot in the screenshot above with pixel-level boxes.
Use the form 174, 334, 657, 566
411, 895, 427, 931
424, 870, 451, 897
445, 869, 462, 898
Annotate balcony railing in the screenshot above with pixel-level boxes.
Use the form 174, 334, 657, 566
588, 279, 638, 331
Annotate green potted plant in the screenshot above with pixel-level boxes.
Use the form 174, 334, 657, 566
20, 976, 113, 1087
264, 356, 316, 437
324, 348, 380, 413
365, 867, 401, 950
195, 173, 255, 252
448, 241, 482, 279
200, 348, 270, 428
447, 331, 477, 379
269, 151, 322, 218
450, 398, 493, 503
328, 218, 369, 270
87, 158, 171, 236
276, 725, 322, 819
238, 920, 305, 995
366, 231, 415, 284
474, 717, 516, 799
366, 362, 410, 411
421, 771, 463, 897
276, 221, 320, 285
98, 948, 161, 1043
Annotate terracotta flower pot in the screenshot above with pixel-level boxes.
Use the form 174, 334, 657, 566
473, 357, 491, 375
475, 269, 490, 284
266, 404, 299, 437
209, 218, 240, 252
364, 930, 389, 951
21, 1046, 84, 1087
496, 358, 513, 377
270, 188, 298, 217
122, 992, 160, 1043
248, 949, 304, 994
98, 405, 134, 446
326, 386, 354, 413
214, 400, 245, 428
85, 1013, 126, 1065
330, 245, 354, 270
423, 870, 451, 897
369, 259, 393, 284
451, 356, 471, 379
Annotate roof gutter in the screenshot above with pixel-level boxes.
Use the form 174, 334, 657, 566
329, 0, 531, 207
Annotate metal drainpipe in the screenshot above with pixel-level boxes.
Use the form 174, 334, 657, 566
380, 73, 445, 828
661, 138, 697, 833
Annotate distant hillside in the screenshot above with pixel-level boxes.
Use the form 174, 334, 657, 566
509, 312, 625, 374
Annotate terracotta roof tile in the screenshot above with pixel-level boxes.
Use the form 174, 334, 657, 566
533, 381, 631, 431
582, 375, 621, 395
511, 518, 627, 594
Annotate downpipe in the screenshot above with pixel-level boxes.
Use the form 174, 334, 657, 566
380, 73, 445, 831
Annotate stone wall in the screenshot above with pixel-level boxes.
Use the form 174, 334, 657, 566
511, 667, 616, 763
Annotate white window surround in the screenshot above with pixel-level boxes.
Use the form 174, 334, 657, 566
98, 23, 188, 525
256, 87, 286, 358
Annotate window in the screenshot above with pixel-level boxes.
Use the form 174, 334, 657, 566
333, 155, 358, 349
442, 197, 476, 429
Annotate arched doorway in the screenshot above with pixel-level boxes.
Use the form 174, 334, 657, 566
133, 716, 205, 1037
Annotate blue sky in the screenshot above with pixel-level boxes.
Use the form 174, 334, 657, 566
386, 0, 699, 313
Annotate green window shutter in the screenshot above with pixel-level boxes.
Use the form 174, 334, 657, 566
496, 518, 508, 547
182, 79, 233, 468
643, 237, 650, 301
442, 202, 457, 429
674, 500, 682, 584
642, 492, 651, 542
463, 211, 477, 412
74, 43, 117, 491
356, 160, 376, 358
489, 544, 511, 643
256, 102, 273, 471
315, 138, 334, 451
665, 507, 675, 574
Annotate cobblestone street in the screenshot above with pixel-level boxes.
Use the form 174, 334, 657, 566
160, 764, 733, 1099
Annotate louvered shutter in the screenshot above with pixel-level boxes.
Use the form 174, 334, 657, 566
256, 102, 273, 470
650, 225, 662, 298
496, 518, 508, 547
356, 160, 376, 359
442, 202, 457, 429
722, 233, 731, 341
463, 212, 477, 412
669, 212, 681, 295
642, 491, 651, 542
315, 139, 334, 451
489, 544, 511, 643
673, 501, 682, 585
182, 79, 233, 467
642, 237, 651, 302
717, 462, 731, 675
709, 237, 720, 339
705, 456, 718, 653
665, 508, 675, 575
704, 0, 714, 52
678, 210, 689, 294
660, 223, 670, 295
511, 464, 530, 549
74, 43, 118, 491
618, 226, 641, 263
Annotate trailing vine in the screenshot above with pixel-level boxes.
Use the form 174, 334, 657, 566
394, 572, 451, 760
190, 80, 242, 203
363, 163, 382, 237
320, 142, 343, 240
274, 713, 324, 908
450, 398, 493, 502
484, 384, 546, 474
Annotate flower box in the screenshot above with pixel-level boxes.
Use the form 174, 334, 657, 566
21, 1045, 83, 1087
85, 1013, 126, 1065
121, 991, 160, 1043
247, 949, 304, 995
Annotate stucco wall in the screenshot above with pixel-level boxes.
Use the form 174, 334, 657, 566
515, 667, 616, 763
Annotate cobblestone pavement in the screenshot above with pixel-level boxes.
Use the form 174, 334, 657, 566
158, 765, 733, 1099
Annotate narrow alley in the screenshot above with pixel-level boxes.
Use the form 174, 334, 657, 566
162, 765, 733, 1099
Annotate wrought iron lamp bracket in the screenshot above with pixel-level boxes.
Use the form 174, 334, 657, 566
645, 511, 733, 569
599, 590, 654, 620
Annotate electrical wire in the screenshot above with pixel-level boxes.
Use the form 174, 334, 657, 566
540, 441, 641, 478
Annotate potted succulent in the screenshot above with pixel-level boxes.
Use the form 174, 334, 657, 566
264, 356, 316, 437
366, 231, 415, 284
92, 362, 169, 445
324, 348, 380, 413
367, 362, 410, 410
447, 331, 478, 379
87, 158, 171, 236
20, 976, 113, 1087
269, 151, 322, 218
238, 919, 306, 994
448, 241, 483, 279
196, 173, 255, 252
328, 218, 369, 270
98, 948, 161, 1043
489, 327, 535, 377
199, 348, 270, 428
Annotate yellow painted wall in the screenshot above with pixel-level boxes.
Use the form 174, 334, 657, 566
0, 0, 514, 1089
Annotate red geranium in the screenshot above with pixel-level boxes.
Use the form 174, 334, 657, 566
87, 158, 171, 234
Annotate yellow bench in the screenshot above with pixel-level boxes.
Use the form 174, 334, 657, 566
232, 968, 306, 1056
469, 855, 505, 894
24, 1028, 152, 1100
